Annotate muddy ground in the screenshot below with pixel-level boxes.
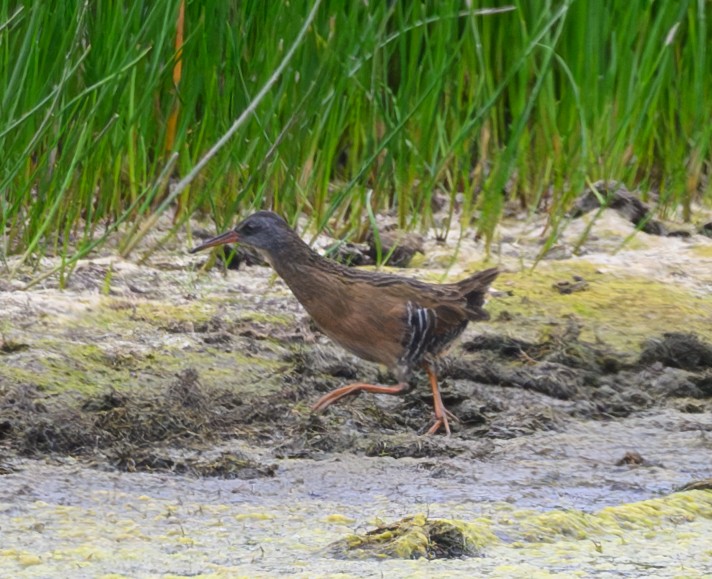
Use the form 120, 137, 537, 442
1, 204, 712, 577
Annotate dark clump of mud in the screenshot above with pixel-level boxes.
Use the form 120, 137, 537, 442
450, 325, 711, 426
677, 478, 712, 492
639, 332, 712, 371
326, 228, 424, 268
114, 449, 276, 479
569, 180, 667, 235
327, 514, 491, 560
1, 327, 711, 470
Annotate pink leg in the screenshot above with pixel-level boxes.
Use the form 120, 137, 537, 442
424, 363, 451, 436
312, 382, 409, 413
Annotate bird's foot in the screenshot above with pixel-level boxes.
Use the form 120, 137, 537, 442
424, 406, 461, 436
422, 363, 457, 436
426, 416, 451, 436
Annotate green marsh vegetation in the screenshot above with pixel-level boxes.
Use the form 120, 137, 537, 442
1, 0, 710, 283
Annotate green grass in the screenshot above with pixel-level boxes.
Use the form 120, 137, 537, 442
1, 1, 710, 283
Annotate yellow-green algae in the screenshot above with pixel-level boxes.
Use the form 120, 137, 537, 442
100, 296, 295, 330
333, 490, 712, 559
334, 513, 497, 559
0, 293, 289, 397
514, 491, 712, 544
690, 242, 712, 258
2, 488, 711, 577
235, 310, 295, 327
0, 338, 284, 397
489, 261, 712, 351
372, 257, 712, 354
104, 299, 217, 327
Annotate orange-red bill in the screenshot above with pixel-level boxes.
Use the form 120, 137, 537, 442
189, 230, 240, 253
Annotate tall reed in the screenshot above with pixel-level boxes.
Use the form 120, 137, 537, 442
1, 1, 709, 280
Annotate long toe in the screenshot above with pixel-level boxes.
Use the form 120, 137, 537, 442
425, 416, 451, 436
445, 408, 460, 423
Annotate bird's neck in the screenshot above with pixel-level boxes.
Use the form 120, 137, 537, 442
263, 236, 339, 313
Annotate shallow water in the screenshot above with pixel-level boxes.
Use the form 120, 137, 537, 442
1, 409, 710, 577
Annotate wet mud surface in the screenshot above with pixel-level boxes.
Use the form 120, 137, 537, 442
1, 207, 712, 576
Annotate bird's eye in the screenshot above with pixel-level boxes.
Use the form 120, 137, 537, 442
241, 223, 255, 235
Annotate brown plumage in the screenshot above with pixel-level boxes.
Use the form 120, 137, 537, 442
191, 211, 498, 435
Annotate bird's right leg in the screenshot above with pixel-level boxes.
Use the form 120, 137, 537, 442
423, 362, 451, 436
311, 382, 410, 413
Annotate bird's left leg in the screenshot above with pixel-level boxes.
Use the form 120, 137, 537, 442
311, 382, 410, 413
423, 362, 452, 436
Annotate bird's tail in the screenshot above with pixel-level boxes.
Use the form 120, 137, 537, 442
456, 267, 499, 320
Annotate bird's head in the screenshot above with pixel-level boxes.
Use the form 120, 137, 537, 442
189, 211, 294, 255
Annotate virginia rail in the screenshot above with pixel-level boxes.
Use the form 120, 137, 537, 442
191, 211, 498, 435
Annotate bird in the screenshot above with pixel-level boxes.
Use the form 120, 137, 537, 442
190, 211, 498, 435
